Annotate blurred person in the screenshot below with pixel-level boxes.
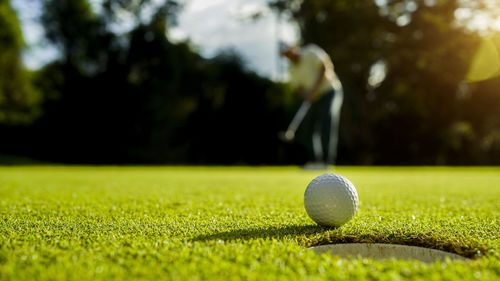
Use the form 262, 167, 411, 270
279, 42, 343, 169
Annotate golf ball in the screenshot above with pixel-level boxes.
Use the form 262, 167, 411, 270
304, 173, 359, 227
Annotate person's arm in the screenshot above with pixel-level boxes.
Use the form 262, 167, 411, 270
299, 64, 326, 101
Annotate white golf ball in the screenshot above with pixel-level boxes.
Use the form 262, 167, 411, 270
304, 173, 359, 227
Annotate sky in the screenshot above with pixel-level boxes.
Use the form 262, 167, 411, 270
11, 0, 59, 70
11, 0, 299, 79
169, 0, 298, 79
12, 0, 498, 79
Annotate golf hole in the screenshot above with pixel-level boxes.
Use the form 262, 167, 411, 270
309, 243, 468, 263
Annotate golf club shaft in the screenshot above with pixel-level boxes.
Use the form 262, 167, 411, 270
287, 101, 311, 134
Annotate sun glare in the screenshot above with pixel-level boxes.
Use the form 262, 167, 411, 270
455, 0, 500, 33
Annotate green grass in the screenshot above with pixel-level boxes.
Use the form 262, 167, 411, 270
0, 166, 499, 280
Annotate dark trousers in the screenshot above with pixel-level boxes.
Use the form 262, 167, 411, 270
297, 89, 343, 164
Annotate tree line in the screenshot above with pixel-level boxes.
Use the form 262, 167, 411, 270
0, 0, 499, 165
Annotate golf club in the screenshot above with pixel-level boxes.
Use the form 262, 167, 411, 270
279, 100, 311, 142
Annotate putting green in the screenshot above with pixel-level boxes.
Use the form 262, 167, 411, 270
0, 166, 498, 280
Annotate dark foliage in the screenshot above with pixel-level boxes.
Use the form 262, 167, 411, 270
1, 0, 303, 164
0, 0, 41, 124
1, 0, 499, 165
272, 0, 500, 165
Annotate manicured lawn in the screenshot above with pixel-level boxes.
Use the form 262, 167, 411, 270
0, 166, 498, 280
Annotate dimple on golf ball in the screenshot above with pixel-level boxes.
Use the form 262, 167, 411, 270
304, 173, 359, 227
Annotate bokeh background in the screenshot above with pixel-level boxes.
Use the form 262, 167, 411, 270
1, 0, 499, 165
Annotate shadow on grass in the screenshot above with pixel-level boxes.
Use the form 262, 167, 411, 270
192, 224, 331, 242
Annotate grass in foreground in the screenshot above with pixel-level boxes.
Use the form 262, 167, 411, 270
0, 166, 499, 280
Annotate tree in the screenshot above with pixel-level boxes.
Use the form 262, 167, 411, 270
0, 0, 41, 125
272, 0, 499, 165
23, 0, 294, 164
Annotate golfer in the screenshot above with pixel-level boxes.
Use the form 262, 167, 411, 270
280, 42, 343, 167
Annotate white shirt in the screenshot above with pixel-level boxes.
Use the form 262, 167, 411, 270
288, 44, 342, 99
